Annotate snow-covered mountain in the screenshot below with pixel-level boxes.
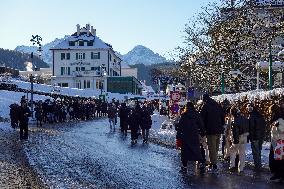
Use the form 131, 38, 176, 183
123, 45, 167, 65
15, 36, 70, 64
15, 38, 168, 65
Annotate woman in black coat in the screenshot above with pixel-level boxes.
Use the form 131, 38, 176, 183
176, 102, 205, 172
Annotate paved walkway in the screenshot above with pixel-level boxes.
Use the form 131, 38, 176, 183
0, 122, 46, 189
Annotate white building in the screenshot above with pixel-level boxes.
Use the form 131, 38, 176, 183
50, 24, 121, 91
120, 61, 138, 78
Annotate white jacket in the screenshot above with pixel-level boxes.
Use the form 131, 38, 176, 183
271, 118, 284, 148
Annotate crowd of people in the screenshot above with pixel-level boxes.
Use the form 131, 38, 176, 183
8, 92, 284, 182
175, 93, 284, 182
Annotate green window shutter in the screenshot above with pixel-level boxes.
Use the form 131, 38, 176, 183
98, 52, 100, 59
61, 67, 64, 75
76, 53, 78, 60
68, 67, 70, 75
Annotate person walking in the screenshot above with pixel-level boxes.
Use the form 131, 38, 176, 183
200, 94, 225, 172
176, 102, 206, 174
108, 104, 117, 131
247, 103, 266, 171
18, 100, 31, 140
269, 104, 284, 181
229, 106, 249, 173
141, 105, 152, 143
119, 103, 129, 136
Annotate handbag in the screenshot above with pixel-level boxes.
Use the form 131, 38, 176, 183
274, 139, 284, 160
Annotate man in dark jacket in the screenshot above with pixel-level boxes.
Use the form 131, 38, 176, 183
177, 102, 205, 173
200, 94, 225, 171
141, 105, 152, 143
247, 103, 266, 170
18, 100, 31, 140
119, 103, 129, 136
129, 105, 141, 145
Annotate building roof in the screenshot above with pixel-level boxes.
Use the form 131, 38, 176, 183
50, 34, 111, 50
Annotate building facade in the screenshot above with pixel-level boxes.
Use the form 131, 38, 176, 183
50, 24, 121, 91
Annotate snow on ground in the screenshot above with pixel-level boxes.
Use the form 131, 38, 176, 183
0, 90, 51, 119
0, 78, 272, 167
9, 79, 144, 102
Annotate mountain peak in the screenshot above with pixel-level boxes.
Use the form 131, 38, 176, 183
123, 45, 167, 65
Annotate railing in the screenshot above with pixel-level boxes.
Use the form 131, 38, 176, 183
73, 70, 101, 77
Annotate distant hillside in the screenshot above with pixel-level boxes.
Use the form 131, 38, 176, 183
15, 36, 70, 64
0, 48, 49, 70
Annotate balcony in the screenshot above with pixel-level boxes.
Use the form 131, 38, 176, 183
72, 70, 100, 77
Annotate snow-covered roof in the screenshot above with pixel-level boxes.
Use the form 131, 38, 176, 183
50, 34, 111, 50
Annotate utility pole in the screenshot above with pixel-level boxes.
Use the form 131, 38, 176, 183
269, 40, 273, 90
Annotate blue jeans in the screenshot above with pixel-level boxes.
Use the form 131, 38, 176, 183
251, 140, 263, 169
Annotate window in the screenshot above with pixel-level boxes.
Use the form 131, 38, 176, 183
87, 41, 93, 46
66, 53, 70, 60
91, 67, 95, 71
75, 80, 81, 89
96, 80, 103, 89
91, 52, 100, 59
79, 41, 84, 46
69, 41, 75, 46
84, 80, 91, 89
76, 67, 80, 71
109, 54, 112, 61
62, 83, 68, 87
61, 53, 65, 60
114, 59, 116, 63
76, 53, 85, 60
60, 67, 70, 75
81, 67, 85, 71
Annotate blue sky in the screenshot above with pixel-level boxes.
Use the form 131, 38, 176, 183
0, 0, 210, 57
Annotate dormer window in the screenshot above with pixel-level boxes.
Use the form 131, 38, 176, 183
69, 41, 75, 46
79, 41, 84, 46
87, 41, 93, 46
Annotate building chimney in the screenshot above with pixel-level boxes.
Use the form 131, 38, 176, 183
91, 26, 94, 35
94, 29, 96, 36
86, 24, 90, 36
76, 24, 80, 36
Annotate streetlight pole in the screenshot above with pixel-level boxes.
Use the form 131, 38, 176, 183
100, 66, 103, 95
269, 40, 273, 90
221, 67, 225, 94
30, 74, 34, 118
